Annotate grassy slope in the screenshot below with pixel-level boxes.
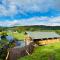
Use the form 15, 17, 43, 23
18, 42, 60, 60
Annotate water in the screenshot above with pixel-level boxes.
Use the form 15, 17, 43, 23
15, 41, 25, 48
0, 35, 25, 47
0, 36, 1, 40
6, 36, 14, 42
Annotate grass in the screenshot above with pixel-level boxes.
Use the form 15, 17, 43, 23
7, 31, 24, 40
18, 42, 60, 60
0, 31, 24, 40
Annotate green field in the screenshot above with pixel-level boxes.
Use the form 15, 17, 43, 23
7, 31, 24, 40
0, 25, 60, 60
18, 42, 60, 60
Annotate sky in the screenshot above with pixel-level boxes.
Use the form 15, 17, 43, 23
0, 0, 60, 27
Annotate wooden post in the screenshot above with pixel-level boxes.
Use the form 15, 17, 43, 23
6, 51, 9, 60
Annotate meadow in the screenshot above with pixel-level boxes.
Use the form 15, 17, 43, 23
18, 42, 60, 60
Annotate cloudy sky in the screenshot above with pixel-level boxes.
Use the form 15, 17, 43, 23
0, 0, 60, 27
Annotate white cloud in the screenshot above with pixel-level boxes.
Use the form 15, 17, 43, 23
49, 16, 60, 23
0, 0, 60, 27
0, 0, 60, 16
0, 16, 60, 26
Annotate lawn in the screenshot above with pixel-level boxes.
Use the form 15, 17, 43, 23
18, 42, 60, 60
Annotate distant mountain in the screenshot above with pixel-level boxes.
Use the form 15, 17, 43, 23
10, 25, 60, 31
0, 25, 60, 31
